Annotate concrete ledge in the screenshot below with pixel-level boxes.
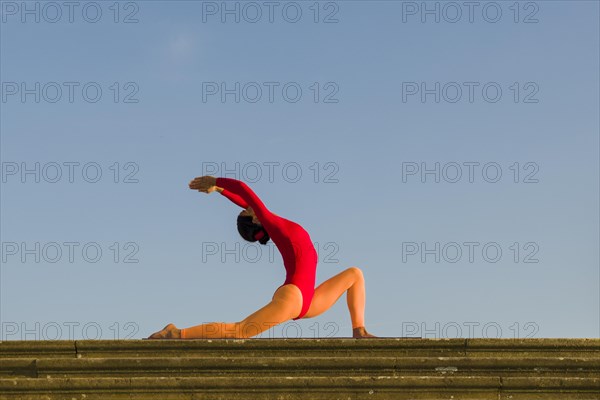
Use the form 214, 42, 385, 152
2, 356, 599, 378
1, 376, 599, 400
1, 339, 598, 400
3, 338, 599, 358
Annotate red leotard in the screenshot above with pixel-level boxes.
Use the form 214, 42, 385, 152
216, 177, 318, 321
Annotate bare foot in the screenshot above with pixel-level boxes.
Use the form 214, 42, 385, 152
147, 323, 181, 339
352, 326, 378, 338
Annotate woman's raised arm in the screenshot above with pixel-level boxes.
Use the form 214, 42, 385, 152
189, 176, 277, 225
216, 187, 249, 209
214, 177, 276, 225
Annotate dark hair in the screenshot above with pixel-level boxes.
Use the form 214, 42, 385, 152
237, 215, 270, 245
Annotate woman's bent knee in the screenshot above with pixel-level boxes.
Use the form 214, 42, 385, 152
348, 266, 363, 279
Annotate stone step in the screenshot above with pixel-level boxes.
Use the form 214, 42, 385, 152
2, 338, 598, 358
1, 339, 598, 400
2, 395, 599, 400
1, 356, 598, 378
0, 376, 599, 400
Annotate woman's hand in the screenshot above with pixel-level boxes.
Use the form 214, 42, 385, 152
189, 176, 218, 193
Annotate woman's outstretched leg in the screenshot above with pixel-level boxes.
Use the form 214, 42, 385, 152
147, 322, 241, 340
147, 284, 303, 339
302, 266, 377, 338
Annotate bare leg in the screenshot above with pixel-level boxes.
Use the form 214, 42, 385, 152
147, 321, 240, 340
302, 267, 377, 338
147, 284, 303, 339
147, 323, 180, 339
347, 268, 366, 329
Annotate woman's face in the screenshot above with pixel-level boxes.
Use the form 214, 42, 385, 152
239, 207, 261, 225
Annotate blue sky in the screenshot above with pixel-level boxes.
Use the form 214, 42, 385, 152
1, 0, 598, 339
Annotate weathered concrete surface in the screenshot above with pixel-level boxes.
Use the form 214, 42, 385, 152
1, 338, 599, 400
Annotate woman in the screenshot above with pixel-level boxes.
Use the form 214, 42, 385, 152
148, 176, 377, 339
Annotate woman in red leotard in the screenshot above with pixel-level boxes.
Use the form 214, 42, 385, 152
148, 176, 377, 339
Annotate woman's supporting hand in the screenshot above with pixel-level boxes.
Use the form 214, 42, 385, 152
189, 176, 218, 193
